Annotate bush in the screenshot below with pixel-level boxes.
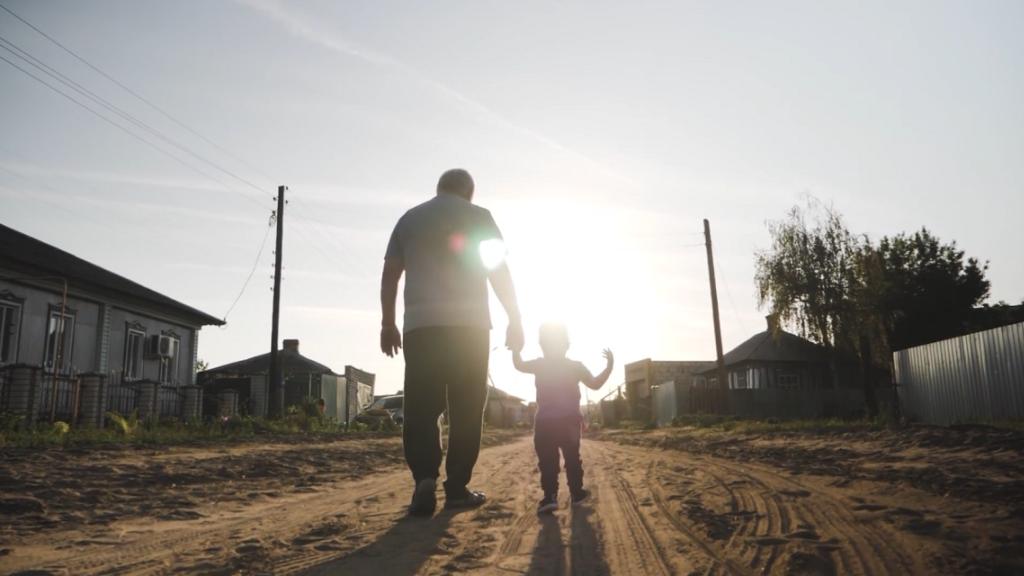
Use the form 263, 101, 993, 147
107, 410, 141, 436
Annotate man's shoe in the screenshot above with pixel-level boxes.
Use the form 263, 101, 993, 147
408, 478, 437, 517
537, 494, 558, 515
444, 489, 487, 510
571, 489, 590, 506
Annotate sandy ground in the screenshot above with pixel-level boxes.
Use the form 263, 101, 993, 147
1, 425, 1022, 575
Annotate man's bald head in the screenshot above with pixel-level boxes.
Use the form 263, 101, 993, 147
437, 169, 474, 201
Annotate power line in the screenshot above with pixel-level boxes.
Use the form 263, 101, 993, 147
0, 50, 267, 211
222, 210, 277, 323
0, 1, 278, 185
0, 32, 268, 198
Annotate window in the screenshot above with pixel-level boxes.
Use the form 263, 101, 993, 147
732, 371, 748, 390
124, 328, 145, 380
0, 301, 21, 364
777, 372, 801, 390
43, 308, 75, 373
158, 335, 180, 384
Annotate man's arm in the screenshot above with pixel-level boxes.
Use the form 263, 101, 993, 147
580, 349, 615, 390
488, 262, 524, 352
380, 257, 404, 357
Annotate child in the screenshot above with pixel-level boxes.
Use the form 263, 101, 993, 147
513, 323, 613, 514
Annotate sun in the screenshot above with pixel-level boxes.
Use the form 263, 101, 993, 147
495, 201, 661, 368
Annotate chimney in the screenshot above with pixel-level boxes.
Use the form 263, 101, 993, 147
766, 315, 779, 333
283, 339, 299, 352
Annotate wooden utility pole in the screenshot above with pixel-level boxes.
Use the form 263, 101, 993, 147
268, 186, 286, 418
704, 219, 728, 392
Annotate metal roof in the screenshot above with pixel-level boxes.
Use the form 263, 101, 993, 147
202, 347, 337, 377
0, 222, 223, 326
700, 328, 829, 373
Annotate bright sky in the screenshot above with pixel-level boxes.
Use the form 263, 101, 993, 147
2, 0, 1021, 402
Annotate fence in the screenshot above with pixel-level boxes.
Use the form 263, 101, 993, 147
157, 385, 182, 418
106, 379, 139, 417
894, 321, 1024, 425
0, 365, 9, 411
0, 366, 203, 427
36, 372, 81, 422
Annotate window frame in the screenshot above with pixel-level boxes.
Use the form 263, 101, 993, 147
158, 333, 181, 385
732, 370, 749, 390
777, 371, 801, 390
123, 325, 146, 381
0, 299, 23, 365
43, 306, 76, 374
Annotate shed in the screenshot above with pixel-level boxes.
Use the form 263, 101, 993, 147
199, 339, 374, 422
485, 385, 527, 428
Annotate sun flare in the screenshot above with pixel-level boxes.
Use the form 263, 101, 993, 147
496, 201, 662, 382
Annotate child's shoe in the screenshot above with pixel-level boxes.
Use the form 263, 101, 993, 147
537, 494, 558, 515
571, 488, 590, 506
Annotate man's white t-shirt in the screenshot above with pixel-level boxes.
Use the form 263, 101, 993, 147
385, 194, 503, 333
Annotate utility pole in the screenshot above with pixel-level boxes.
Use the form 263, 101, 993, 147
704, 219, 728, 396
268, 186, 286, 418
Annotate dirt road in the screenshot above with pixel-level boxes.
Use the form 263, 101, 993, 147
2, 429, 1022, 575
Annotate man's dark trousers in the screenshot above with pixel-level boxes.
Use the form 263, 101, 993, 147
534, 415, 584, 497
402, 326, 489, 498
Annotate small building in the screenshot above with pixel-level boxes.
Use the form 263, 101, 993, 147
625, 359, 715, 424
199, 339, 375, 423
485, 385, 527, 428
0, 222, 223, 423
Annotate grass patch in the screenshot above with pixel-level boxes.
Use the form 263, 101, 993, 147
0, 410, 392, 449
668, 413, 888, 434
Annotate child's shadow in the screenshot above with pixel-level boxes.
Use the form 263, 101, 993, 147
526, 507, 610, 575
527, 514, 564, 575
569, 506, 610, 575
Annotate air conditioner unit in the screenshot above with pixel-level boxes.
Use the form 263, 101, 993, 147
145, 335, 175, 358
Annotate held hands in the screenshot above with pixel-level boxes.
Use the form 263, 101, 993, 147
506, 319, 524, 353
381, 324, 402, 357
603, 348, 615, 367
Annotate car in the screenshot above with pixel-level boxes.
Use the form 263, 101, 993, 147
355, 394, 405, 428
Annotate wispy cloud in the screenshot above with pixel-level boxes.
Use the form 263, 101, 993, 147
0, 157, 230, 194
235, 0, 632, 185
0, 176, 261, 226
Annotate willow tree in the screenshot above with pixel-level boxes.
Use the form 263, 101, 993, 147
754, 199, 882, 415
754, 199, 864, 351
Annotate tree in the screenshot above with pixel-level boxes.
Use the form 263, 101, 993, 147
754, 198, 864, 352
755, 200, 995, 417
877, 229, 990, 350
755, 199, 880, 414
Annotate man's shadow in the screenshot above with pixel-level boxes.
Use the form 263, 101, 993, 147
300, 508, 465, 576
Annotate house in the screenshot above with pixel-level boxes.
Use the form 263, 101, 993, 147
0, 222, 223, 424
198, 339, 375, 423
694, 316, 831, 391
690, 316, 865, 419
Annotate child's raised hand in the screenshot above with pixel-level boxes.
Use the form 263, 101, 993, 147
603, 348, 614, 366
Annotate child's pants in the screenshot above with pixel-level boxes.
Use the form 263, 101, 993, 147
534, 415, 584, 496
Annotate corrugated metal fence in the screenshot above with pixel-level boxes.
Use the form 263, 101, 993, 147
894, 321, 1024, 425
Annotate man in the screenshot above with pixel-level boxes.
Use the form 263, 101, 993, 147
380, 168, 524, 517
